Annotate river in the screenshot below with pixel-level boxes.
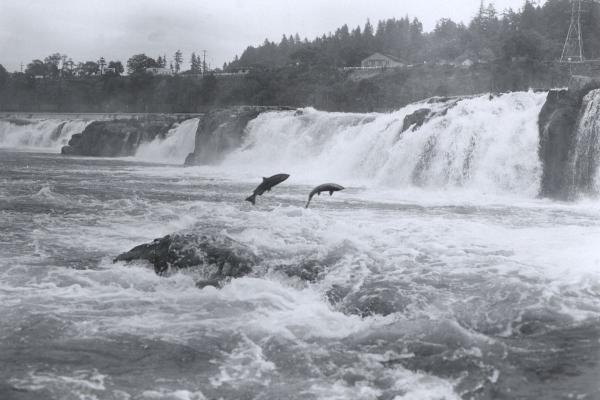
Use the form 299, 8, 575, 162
1, 92, 599, 399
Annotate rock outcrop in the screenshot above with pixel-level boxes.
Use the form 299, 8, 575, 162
401, 108, 431, 133
184, 106, 293, 165
114, 229, 349, 289
114, 233, 257, 280
538, 76, 600, 200
61, 115, 194, 157
538, 90, 581, 200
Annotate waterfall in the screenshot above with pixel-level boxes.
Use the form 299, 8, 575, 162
0, 119, 90, 151
134, 118, 200, 164
571, 89, 600, 196
218, 92, 547, 196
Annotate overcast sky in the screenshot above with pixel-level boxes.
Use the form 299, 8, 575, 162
1, 0, 534, 72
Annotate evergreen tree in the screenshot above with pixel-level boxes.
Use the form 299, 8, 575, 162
174, 50, 183, 73
98, 57, 106, 74
190, 52, 200, 72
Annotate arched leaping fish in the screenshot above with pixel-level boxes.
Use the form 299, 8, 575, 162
245, 173, 290, 205
305, 183, 345, 208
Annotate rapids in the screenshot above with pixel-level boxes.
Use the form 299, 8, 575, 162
0, 92, 599, 399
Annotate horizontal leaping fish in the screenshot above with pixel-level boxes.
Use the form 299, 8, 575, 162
305, 183, 345, 208
245, 173, 290, 205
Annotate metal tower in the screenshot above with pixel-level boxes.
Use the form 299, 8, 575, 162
561, 0, 584, 63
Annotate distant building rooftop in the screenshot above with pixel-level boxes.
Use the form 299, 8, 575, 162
146, 67, 173, 76
360, 53, 406, 69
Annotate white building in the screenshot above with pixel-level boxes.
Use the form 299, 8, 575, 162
145, 67, 173, 76
361, 53, 405, 69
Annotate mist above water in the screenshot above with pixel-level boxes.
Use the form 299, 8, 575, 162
134, 118, 199, 164
219, 92, 546, 198
0, 119, 90, 151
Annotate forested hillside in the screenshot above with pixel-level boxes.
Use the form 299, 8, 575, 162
0, 0, 598, 113
226, 0, 600, 69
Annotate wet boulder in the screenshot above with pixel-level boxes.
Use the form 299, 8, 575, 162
114, 233, 257, 280
401, 108, 432, 133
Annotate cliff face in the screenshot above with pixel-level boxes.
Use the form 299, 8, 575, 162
538, 76, 600, 200
538, 90, 582, 200
184, 106, 293, 165
61, 116, 193, 157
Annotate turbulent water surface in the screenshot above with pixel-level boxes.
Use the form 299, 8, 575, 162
1, 92, 599, 400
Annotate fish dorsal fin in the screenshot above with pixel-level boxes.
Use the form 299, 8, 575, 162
262, 177, 268, 182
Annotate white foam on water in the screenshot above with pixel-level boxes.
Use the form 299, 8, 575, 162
214, 92, 546, 197
210, 333, 277, 388
0, 119, 90, 151
10, 369, 108, 399
1, 90, 599, 400
141, 389, 207, 400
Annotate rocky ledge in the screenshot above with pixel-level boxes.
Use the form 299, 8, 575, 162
538, 75, 600, 200
184, 106, 294, 165
61, 115, 195, 157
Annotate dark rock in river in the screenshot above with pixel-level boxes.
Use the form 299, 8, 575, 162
114, 233, 257, 278
401, 108, 432, 133
115, 231, 351, 288
538, 89, 581, 200
395, 97, 462, 142
538, 75, 600, 200
61, 115, 194, 157
184, 106, 294, 165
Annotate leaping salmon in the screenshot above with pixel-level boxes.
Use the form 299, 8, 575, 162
245, 173, 290, 205
305, 183, 345, 208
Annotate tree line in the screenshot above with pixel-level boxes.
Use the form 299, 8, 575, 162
226, 0, 600, 69
0, 0, 596, 113
9, 49, 208, 79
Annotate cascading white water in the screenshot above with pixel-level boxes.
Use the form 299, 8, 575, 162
0, 119, 90, 151
219, 91, 547, 196
571, 89, 600, 195
134, 118, 199, 164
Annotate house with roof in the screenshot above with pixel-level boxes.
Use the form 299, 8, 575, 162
145, 67, 173, 76
361, 53, 405, 69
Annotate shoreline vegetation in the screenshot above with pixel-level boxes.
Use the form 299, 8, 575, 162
0, 0, 598, 113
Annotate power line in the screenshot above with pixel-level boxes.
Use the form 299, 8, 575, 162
561, 0, 584, 63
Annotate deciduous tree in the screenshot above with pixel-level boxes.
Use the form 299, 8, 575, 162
126, 54, 157, 75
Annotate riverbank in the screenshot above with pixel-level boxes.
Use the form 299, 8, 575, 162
0, 61, 571, 114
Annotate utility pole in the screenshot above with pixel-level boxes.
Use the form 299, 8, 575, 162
20, 62, 23, 73
202, 50, 207, 76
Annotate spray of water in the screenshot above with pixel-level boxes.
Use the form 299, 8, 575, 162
0, 119, 90, 151
571, 89, 600, 195
134, 118, 200, 164
219, 92, 547, 196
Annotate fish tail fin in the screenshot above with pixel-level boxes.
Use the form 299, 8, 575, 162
245, 194, 256, 205
305, 195, 312, 209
